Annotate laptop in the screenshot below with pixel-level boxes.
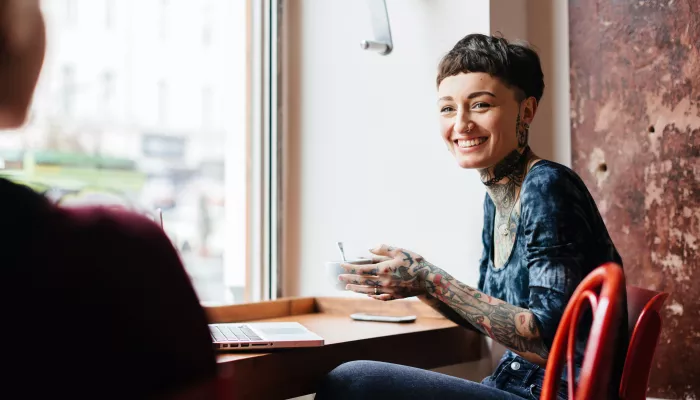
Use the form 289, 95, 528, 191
209, 322, 324, 351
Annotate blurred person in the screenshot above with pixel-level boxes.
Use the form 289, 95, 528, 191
316, 34, 627, 400
0, 1, 217, 398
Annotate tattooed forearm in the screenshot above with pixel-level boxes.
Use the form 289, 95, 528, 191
408, 258, 549, 362
481, 303, 549, 358
417, 294, 482, 333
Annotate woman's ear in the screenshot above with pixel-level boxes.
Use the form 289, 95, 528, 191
520, 96, 538, 125
516, 96, 537, 148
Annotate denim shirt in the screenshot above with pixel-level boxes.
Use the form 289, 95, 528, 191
477, 161, 627, 400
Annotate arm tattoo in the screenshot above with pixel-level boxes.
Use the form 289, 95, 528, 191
528, 315, 537, 335
418, 294, 482, 333
483, 303, 549, 358
409, 258, 549, 360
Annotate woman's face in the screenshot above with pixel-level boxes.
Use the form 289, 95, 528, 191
437, 72, 533, 170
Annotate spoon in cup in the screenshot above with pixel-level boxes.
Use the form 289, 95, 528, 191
336, 242, 348, 263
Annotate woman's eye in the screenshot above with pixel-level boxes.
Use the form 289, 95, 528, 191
440, 106, 455, 113
472, 102, 491, 110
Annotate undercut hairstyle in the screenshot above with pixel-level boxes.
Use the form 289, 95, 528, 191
437, 33, 545, 103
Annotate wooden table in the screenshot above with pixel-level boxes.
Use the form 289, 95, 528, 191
205, 297, 483, 400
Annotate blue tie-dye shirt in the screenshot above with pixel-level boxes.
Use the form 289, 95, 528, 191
478, 160, 627, 400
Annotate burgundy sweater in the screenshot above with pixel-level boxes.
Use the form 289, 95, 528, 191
0, 178, 217, 399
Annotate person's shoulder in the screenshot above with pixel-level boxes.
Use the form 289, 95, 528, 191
520, 161, 598, 241
62, 206, 173, 256
524, 160, 584, 189
62, 206, 189, 286
0, 178, 50, 212
65, 206, 162, 238
521, 160, 589, 204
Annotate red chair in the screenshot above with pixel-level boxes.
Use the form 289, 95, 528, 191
541, 262, 626, 400
619, 286, 669, 400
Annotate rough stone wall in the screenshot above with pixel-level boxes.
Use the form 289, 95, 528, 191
568, 0, 700, 398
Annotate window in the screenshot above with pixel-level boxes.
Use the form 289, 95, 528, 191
1, 0, 281, 305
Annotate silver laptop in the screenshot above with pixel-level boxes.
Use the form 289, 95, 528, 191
209, 322, 324, 351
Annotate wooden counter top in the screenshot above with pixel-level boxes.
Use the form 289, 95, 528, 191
205, 297, 483, 399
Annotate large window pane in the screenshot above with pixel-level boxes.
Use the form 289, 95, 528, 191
0, 0, 255, 305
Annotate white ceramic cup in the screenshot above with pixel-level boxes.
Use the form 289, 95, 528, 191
325, 258, 374, 291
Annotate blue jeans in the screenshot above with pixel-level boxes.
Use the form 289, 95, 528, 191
315, 353, 569, 399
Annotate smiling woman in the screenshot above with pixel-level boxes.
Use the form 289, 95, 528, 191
317, 34, 628, 400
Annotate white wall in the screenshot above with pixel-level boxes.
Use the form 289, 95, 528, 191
525, 0, 571, 166
283, 0, 492, 299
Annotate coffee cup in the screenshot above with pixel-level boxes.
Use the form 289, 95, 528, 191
325, 258, 373, 291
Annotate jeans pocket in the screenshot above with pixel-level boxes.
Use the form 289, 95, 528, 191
528, 383, 568, 400
486, 356, 511, 384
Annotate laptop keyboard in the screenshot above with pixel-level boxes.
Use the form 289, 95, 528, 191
210, 325, 263, 342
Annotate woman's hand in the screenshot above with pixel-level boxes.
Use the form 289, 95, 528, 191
338, 244, 429, 301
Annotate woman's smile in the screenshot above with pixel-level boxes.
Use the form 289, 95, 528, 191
454, 136, 489, 153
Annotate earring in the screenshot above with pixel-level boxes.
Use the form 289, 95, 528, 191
517, 121, 530, 147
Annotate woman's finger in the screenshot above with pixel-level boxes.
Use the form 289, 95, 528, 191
340, 263, 379, 275
338, 274, 382, 286
369, 244, 401, 258
345, 284, 396, 295
341, 259, 398, 275
371, 255, 392, 263
368, 293, 396, 301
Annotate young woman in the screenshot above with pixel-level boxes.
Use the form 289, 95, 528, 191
316, 34, 626, 400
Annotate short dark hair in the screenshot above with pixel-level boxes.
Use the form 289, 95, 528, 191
436, 34, 544, 103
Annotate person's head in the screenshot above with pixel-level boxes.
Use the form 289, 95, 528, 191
0, 0, 46, 129
436, 33, 544, 170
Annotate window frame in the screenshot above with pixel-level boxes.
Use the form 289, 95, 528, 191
246, 0, 283, 302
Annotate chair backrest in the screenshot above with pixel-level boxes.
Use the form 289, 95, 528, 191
619, 286, 669, 400
541, 262, 626, 400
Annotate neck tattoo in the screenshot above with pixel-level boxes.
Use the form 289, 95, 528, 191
479, 146, 532, 236
480, 146, 531, 187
